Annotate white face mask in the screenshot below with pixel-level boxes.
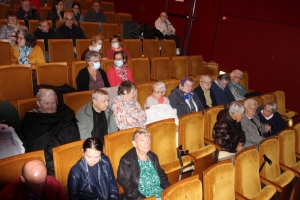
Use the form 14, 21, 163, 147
93, 44, 102, 52
112, 42, 119, 49
114, 60, 124, 67
92, 62, 101, 70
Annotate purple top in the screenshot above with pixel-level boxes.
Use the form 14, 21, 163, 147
89, 70, 105, 90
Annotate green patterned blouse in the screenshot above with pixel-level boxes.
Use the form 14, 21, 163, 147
138, 158, 163, 198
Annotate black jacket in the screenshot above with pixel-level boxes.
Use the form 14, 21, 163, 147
76, 66, 110, 91
68, 156, 118, 200
16, 8, 40, 28
46, 10, 64, 29
117, 148, 170, 200
213, 108, 246, 153
21, 103, 80, 176
55, 24, 86, 46
193, 85, 218, 109
33, 28, 56, 51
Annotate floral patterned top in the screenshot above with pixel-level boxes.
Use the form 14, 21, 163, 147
138, 158, 163, 198
111, 95, 146, 130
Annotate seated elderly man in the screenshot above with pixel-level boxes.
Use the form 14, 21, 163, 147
155, 12, 181, 55
76, 89, 118, 143
193, 75, 218, 109
257, 101, 285, 136
213, 101, 245, 159
169, 77, 204, 117
84, 0, 107, 23
55, 12, 87, 55
118, 128, 170, 199
241, 99, 270, 149
21, 89, 80, 176
210, 74, 235, 108
16, 0, 40, 28
0, 159, 67, 199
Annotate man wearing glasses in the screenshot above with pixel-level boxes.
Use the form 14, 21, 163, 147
16, 0, 40, 28
0, 159, 67, 199
56, 12, 87, 55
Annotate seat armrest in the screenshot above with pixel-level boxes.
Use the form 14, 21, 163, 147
204, 138, 223, 151
260, 176, 283, 192
296, 152, 300, 159
150, 78, 158, 82
170, 76, 179, 79
235, 191, 249, 200
280, 163, 300, 177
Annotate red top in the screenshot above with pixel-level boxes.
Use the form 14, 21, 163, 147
107, 66, 134, 86
105, 47, 132, 59
0, 176, 67, 200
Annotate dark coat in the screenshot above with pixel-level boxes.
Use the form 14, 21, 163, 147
257, 111, 285, 136
21, 103, 80, 176
68, 156, 119, 200
55, 24, 87, 46
33, 28, 56, 51
46, 10, 64, 29
117, 147, 170, 200
168, 87, 204, 117
76, 66, 110, 91
210, 81, 235, 108
84, 10, 107, 23
16, 8, 40, 28
193, 85, 218, 109
213, 108, 246, 153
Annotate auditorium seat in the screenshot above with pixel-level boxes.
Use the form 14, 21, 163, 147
188, 55, 205, 77
128, 58, 151, 84
151, 57, 172, 81
76, 39, 91, 61
36, 62, 68, 86
0, 4, 10, 19
17, 97, 37, 120
71, 61, 86, 89
36, 39, 45, 58
28, 20, 52, 33
39, 7, 52, 20
123, 39, 142, 58
102, 39, 111, 57
48, 39, 74, 63
143, 39, 160, 59
0, 40, 12, 65
136, 82, 153, 108
101, 59, 114, 73
160, 40, 176, 57
100, 1, 115, 12
63, 90, 93, 114
204, 62, 219, 75
103, 11, 117, 24
102, 23, 119, 39
162, 79, 181, 97
116, 12, 132, 27
171, 56, 189, 79
80, 22, 100, 39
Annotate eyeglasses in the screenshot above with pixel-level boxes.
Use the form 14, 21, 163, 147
201, 81, 212, 84
17, 37, 25, 40
8, 17, 17, 21
153, 90, 163, 94
64, 18, 74, 21
233, 76, 242, 79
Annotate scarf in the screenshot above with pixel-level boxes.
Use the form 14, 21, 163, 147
114, 64, 128, 81
18, 46, 32, 64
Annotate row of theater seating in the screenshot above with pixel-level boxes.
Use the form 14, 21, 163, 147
1, 110, 299, 199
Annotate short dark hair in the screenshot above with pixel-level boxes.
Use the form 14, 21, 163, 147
92, 0, 100, 6
117, 80, 136, 95
17, 29, 36, 47
52, 0, 63, 12
109, 35, 119, 43
83, 137, 103, 152
72, 2, 81, 10
113, 50, 127, 61
5, 11, 17, 20
217, 74, 230, 82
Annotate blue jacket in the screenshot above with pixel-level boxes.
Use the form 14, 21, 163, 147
68, 156, 119, 200
210, 81, 235, 108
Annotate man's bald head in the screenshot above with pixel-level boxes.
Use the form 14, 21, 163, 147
21, 160, 47, 194
160, 12, 168, 21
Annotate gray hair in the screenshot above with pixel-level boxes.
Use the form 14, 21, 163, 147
263, 101, 277, 113
244, 99, 258, 109
63, 11, 74, 19
132, 128, 151, 141
229, 101, 245, 115
85, 50, 101, 63
230, 69, 243, 79
152, 81, 166, 92
36, 88, 56, 102
92, 89, 108, 100
217, 74, 230, 82
199, 75, 212, 82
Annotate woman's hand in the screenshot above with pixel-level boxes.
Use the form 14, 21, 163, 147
236, 142, 243, 153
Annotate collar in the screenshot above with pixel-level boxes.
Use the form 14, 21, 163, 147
260, 110, 274, 120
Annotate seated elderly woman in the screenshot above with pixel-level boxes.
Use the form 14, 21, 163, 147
106, 35, 131, 59
145, 81, 170, 108
11, 29, 45, 66
241, 99, 270, 149
21, 88, 80, 176
118, 128, 170, 199
257, 101, 286, 136
0, 11, 27, 45
81, 34, 105, 61
193, 75, 217, 109
213, 101, 245, 159
211, 74, 235, 108
168, 77, 204, 117
228, 69, 261, 100
76, 50, 110, 91
111, 80, 146, 130
107, 50, 134, 87
68, 137, 118, 200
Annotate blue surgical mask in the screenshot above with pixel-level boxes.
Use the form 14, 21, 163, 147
114, 60, 124, 67
92, 62, 101, 70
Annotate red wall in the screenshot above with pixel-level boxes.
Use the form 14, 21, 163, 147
111, 0, 300, 115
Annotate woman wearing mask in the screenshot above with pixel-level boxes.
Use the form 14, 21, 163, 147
107, 51, 134, 87
81, 35, 104, 61
72, 2, 84, 26
105, 35, 131, 59
76, 50, 110, 91
46, 0, 64, 29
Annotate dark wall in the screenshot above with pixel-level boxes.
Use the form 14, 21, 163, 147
111, 0, 300, 114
